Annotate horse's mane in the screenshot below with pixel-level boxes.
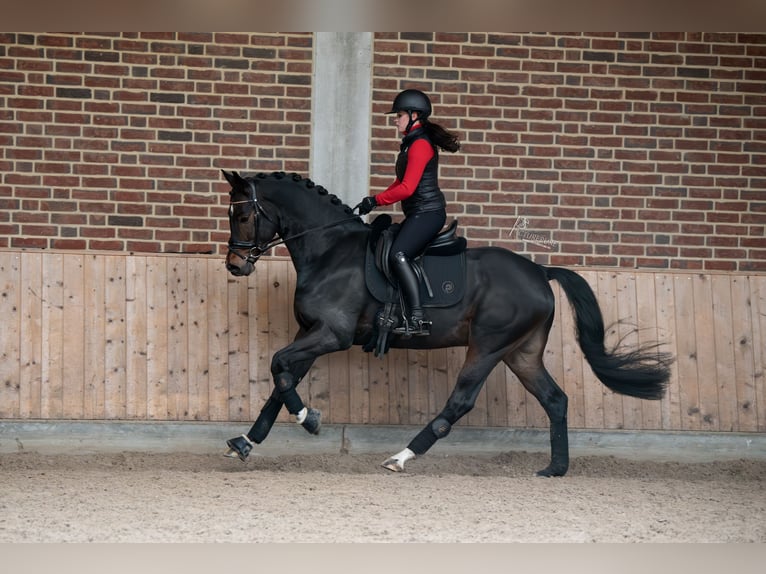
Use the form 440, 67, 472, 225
248, 171, 357, 216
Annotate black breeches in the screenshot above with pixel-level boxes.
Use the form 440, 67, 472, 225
389, 209, 447, 262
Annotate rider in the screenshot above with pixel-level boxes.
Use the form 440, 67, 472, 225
356, 89, 460, 336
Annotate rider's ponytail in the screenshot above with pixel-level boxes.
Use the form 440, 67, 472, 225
423, 121, 460, 153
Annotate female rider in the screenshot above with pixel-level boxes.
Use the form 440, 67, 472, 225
356, 89, 460, 336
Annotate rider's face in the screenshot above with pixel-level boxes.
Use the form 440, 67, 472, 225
395, 110, 418, 134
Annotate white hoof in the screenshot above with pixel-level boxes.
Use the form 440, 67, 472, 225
381, 448, 415, 472
381, 457, 405, 472
223, 448, 239, 459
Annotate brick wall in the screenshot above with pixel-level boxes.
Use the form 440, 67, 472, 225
1, 32, 764, 271
371, 32, 766, 272
0, 32, 313, 254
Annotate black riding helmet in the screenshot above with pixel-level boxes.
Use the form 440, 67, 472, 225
387, 89, 432, 118
387, 89, 432, 132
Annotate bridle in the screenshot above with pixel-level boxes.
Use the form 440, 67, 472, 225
227, 179, 360, 265
227, 180, 278, 265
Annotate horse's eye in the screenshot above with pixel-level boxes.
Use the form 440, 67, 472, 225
239, 216, 249, 223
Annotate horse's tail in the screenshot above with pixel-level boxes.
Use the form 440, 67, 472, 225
545, 266, 673, 400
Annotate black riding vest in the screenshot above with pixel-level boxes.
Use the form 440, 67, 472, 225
395, 128, 446, 217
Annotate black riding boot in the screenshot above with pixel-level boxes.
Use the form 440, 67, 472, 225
391, 251, 431, 336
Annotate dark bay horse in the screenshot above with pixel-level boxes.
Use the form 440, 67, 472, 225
222, 170, 673, 477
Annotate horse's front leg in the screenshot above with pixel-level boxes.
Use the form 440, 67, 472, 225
225, 323, 349, 461
224, 355, 315, 461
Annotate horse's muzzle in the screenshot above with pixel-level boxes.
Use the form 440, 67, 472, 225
226, 249, 256, 276
225, 262, 248, 276
226, 260, 254, 276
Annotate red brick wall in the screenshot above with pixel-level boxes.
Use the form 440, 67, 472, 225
371, 32, 766, 272
1, 32, 764, 272
0, 32, 313, 254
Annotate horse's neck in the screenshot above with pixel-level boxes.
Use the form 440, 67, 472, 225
284, 224, 369, 274
263, 185, 368, 270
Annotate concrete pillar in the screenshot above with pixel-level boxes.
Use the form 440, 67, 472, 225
310, 32, 373, 208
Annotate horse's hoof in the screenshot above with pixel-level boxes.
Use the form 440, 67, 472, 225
381, 448, 415, 472
381, 457, 405, 472
535, 466, 567, 477
224, 434, 254, 462
301, 408, 321, 435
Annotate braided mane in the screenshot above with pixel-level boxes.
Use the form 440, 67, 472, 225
252, 171, 356, 215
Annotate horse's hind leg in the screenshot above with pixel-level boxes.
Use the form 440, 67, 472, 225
504, 336, 569, 477
382, 346, 502, 472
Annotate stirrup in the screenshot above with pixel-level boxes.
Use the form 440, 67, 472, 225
393, 316, 431, 337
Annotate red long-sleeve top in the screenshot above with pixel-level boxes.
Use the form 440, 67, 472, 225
374, 137, 435, 206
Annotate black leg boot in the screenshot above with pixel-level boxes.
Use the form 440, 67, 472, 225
390, 251, 431, 336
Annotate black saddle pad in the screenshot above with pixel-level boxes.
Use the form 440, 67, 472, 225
364, 245, 466, 308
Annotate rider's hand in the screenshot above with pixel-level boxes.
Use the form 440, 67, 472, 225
355, 196, 378, 215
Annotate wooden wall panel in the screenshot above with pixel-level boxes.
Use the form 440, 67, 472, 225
227, 272, 250, 421
728, 276, 755, 432
599, 271, 624, 430
41, 254, 64, 419
126, 256, 148, 419
347, 346, 371, 425
368, 347, 390, 425
83, 255, 106, 419
635, 273, 662, 430
104, 256, 127, 420
616, 272, 642, 431
693, 274, 719, 430
654, 273, 681, 430
581, 270, 605, 429
673, 274, 700, 430
0, 252, 21, 418
187, 258, 210, 421
145, 257, 168, 420
751, 275, 766, 433
558, 279, 586, 429
61, 254, 85, 419
712, 274, 738, 432
166, 259, 188, 421
266, 261, 292, 423
207, 259, 231, 421
0, 249, 764, 435
19, 252, 42, 419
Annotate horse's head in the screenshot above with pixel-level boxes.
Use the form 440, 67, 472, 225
223, 170, 280, 276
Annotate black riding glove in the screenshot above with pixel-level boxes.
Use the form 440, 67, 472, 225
356, 196, 378, 215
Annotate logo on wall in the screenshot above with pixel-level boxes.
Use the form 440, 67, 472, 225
509, 216, 558, 251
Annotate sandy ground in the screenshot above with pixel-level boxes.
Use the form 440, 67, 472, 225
0, 450, 764, 543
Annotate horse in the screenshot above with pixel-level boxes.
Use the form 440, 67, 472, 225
221, 169, 673, 477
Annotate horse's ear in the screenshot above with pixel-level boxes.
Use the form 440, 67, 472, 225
222, 170, 248, 193
222, 169, 237, 187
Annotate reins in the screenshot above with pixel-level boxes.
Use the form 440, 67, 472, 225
256, 214, 362, 252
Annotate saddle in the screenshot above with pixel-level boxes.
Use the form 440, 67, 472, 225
364, 215, 467, 356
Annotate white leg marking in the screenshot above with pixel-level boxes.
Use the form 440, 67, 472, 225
295, 407, 308, 424
381, 448, 415, 472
